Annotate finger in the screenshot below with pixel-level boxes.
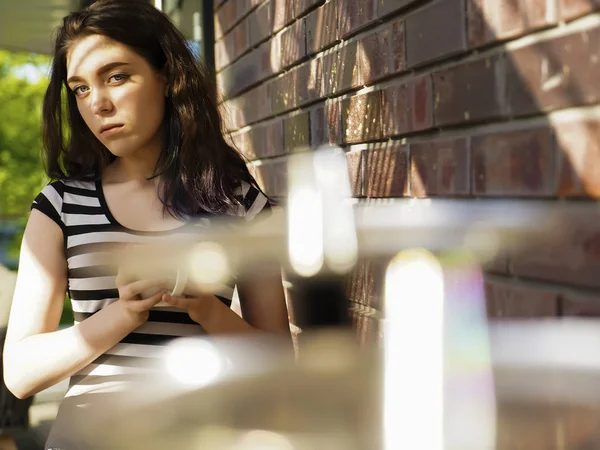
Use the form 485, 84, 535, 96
162, 294, 197, 310
119, 278, 172, 299
127, 291, 165, 312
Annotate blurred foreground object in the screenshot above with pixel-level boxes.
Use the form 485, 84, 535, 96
59, 146, 600, 449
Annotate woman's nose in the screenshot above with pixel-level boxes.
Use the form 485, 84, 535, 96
91, 89, 114, 115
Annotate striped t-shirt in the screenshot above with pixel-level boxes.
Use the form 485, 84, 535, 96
30, 178, 269, 399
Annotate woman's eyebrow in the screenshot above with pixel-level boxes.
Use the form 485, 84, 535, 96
67, 61, 130, 84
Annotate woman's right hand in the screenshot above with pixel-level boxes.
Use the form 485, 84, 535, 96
114, 276, 170, 327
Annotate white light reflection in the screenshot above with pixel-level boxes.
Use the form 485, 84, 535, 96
287, 147, 358, 277
165, 338, 223, 387
314, 148, 358, 274
288, 153, 324, 277
232, 430, 295, 450
189, 242, 230, 289
384, 249, 444, 450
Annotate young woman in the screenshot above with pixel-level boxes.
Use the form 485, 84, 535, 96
2, 0, 291, 448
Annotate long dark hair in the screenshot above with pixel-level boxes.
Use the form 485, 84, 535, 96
42, 0, 262, 218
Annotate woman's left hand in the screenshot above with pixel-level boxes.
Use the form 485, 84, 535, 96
161, 291, 259, 335
161, 292, 213, 325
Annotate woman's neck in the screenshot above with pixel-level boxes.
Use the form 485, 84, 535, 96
103, 157, 160, 187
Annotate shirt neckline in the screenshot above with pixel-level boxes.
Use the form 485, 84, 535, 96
95, 178, 189, 235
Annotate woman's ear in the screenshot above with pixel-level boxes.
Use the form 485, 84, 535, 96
157, 71, 169, 97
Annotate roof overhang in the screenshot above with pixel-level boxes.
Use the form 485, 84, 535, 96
0, 0, 80, 55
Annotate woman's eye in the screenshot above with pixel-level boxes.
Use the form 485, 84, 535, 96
73, 86, 88, 96
109, 74, 129, 82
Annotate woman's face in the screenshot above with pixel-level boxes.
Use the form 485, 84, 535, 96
66, 34, 167, 159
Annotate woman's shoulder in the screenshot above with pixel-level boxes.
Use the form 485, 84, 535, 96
35, 177, 98, 199
31, 176, 99, 227
234, 180, 272, 222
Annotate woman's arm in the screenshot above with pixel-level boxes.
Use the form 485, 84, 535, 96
3, 210, 164, 399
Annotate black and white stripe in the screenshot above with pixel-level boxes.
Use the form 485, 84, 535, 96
31, 178, 269, 399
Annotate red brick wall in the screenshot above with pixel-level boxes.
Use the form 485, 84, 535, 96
214, 0, 600, 343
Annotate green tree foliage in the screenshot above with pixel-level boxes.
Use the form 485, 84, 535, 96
0, 51, 73, 325
0, 51, 51, 256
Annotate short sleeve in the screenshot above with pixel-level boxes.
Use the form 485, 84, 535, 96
237, 181, 272, 222
31, 181, 65, 230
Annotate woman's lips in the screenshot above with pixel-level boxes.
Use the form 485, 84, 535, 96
100, 125, 124, 136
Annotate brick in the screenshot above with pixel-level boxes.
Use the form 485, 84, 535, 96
239, 129, 256, 160
232, 19, 249, 58
320, 50, 340, 96
270, 68, 310, 115
283, 63, 311, 110
390, 20, 406, 74
339, 0, 377, 38
377, 0, 418, 18
364, 142, 409, 197
254, 159, 288, 197
236, 0, 260, 21
409, 75, 434, 132
510, 206, 600, 289
559, 0, 600, 21
555, 119, 600, 198
221, 32, 236, 66
306, 0, 339, 54
341, 92, 383, 144
351, 309, 383, 347
257, 38, 281, 82
220, 99, 241, 131
320, 43, 362, 96
280, 19, 307, 69
471, 127, 555, 196
563, 291, 600, 317
344, 260, 366, 303
364, 257, 390, 310
249, 1, 273, 47
284, 111, 311, 151
485, 280, 558, 318
338, 42, 362, 91
410, 138, 470, 197
218, 50, 261, 99
346, 150, 365, 196
382, 84, 409, 136
467, 0, 554, 48
405, 0, 467, 68
310, 101, 341, 147
270, 74, 287, 115
295, 0, 324, 17
263, 121, 285, 156
360, 27, 392, 84
238, 93, 254, 126
433, 54, 506, 127
246, 121, 285, 159
382, 75, 433, 137
257, 82, 272, 121
273, 0, 295, 32
269, 63, 318, 117
296, 58, 322, 106
236, 83, 271, 125
214, 39, 231, 72
507, 27, 600, 115
507, 26, 600, 117
215, 0, 238, 39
